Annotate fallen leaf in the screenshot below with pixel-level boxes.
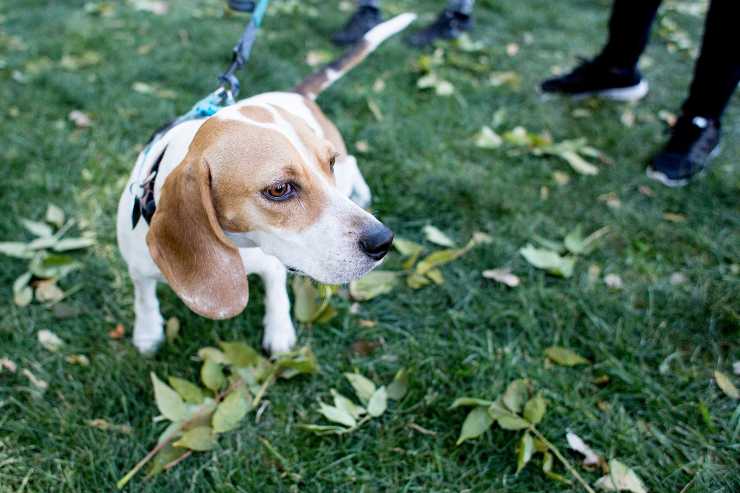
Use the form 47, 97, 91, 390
331, 389, 365, 420
506, 42, 520, 56
367, 386, 388, 417
151, 372, 187, 422
87, 419, 132, 434
45, 204, 65, 228
455, 33, 484, 52
66, 354, 90, 366
53, 237, 96, 251
0, 357, 17, 373
212, 391, 249, 432
489, 71, 521, 89
543, 451, 571, 484
349, 271, 399, 301
21, 219, 53, 238
545, 346, 590, 366
449, 397, 495, 409
594, 459, 648, 493
620, 109, 635, 127
318, 402, 356, 428
350, 339, 381, 357
523, 394, 546, 424
0, 242, 33, 259
109, 323, 125, 339
344, 372, 376, 404
173, 426, 218, 451
22, 368, 48, 390
219, 341, 260, 368
638, 185, 655, 197
519, 244, 576, 278
714, 371, 739, 399
386, 368, 409, 400
482, 267, 520, 287
663, 212, 686, 223
198, 347, 227, 364
68, 110, 92, 128
372, 78, 385, 93
456, 406, 493, 445
165, 317, 180, 344
553, 171, 570, 186
132, 0, 169, 15
566, 431, 601, 466
168, 377, 204, 404
474, 126, 503, 149
35, 279, 65, 303
560, 150, 599, 175
516, 432, 535, 473
355, 140, 369, 153
599, 192, 621, 209
38, 329, 64, 352
669, 272, 687, 285
502, 379, 529, 414
201, 360, 225, 392
604, 274, 623, 289
417, 73, 454, 96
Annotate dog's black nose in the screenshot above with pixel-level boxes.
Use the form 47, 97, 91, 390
359, 225, 394, 261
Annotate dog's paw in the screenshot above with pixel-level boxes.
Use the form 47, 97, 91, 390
262, 314, 297, 355
133, 315, 164, 355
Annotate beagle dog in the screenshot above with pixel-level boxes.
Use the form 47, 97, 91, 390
116, 14, 416, 355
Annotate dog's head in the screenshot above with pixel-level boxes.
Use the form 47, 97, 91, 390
146, 103, 393, 319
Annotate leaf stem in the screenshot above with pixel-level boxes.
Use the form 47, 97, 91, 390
164, 450, 192, 470
252, 370, 277, 408
530, 427, 595, 493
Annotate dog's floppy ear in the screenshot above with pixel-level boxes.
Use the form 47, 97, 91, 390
146, 152, 248, 319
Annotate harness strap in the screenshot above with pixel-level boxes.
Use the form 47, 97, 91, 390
131, 145, 167, 228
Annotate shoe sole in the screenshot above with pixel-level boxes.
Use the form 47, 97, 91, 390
553, 80, 649, 102
645, 145, 721, 188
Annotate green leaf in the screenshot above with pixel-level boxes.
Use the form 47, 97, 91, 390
426, 269, 445, 285
349, 271, 399, 301
564, 226, 609, 256
386, 368, 409, 400
168, 377, 204, 404
151, 372, 187, 422
523, 394, 546, 425
45, 204, 65, 228
21, 219, 53, 237
542, 452, 571, 484
406, 272, 431, 289
198, 347, 227, 364
516, 432, 535, 474
415, 249, 465, 275
52, 237, 96, 251
14, 286, 33, 307
559, 149, 599, 175
456, 406, 494, 445
545, 346, 590, 366
13, 271, 32, 295
219, 341, 260, 368
331, 389, 365, 420
292, 276, 319, 323
298, 424, 348, 435
212, 391, 250, 432
496, 415, 530, 430
173, 426, 218, 451
201, 360, 225, 392
450, 397, 494, 409
275, 346, 319, 379
318, 402, 356, 428
28, 236, 59, 250
145, 444, 187, 478
502, 379, 529, 414
474, 125, 503, 149
344, 372, 376, 404
367, 386, 388, 417
594, 459, 648, 493
531, 235, 565, 253
29, 253, 81, 279
714, 370, 739, 399
422, 225, 456, 247
519, 244, 576, 278
165, 317, 180, 344
0, 242, 33, 259
393, 238, 423, 257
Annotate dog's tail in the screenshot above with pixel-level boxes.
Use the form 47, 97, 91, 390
293, 13, 416, 100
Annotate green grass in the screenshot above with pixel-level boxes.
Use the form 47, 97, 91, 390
1, 0, 738, 491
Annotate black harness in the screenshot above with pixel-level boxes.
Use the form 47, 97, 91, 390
131, 146, 167, 228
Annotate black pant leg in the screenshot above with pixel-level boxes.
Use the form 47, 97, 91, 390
681, 0, 740, 120
599, 0, 663, 69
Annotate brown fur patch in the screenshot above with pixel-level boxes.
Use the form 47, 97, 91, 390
270, 105, 337, 180
300, 97, 348, 156
192, 118, 327, 234
238, 105, 274, 123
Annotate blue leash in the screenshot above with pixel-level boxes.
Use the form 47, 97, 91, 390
131, 0, 270, 228
147, 0, 271, 145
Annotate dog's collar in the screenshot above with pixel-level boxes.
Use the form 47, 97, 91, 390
131, 146, 167, 228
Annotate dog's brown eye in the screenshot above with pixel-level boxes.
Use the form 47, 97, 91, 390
329, 154, 337, 173
263, 182, 295, 202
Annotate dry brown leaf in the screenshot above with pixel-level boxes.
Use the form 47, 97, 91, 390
22, 368, 48, 390
663, 212, 686, 223
38, 329, 64, 352
638, 185, 655, 197
109, 323, 125, 339
0, 357, 17, 373
566, 431, 602, 466
350, 339, 381, 356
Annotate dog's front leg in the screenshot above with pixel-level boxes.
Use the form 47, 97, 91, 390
131, 274, 165, 354
240, 249, 297, 355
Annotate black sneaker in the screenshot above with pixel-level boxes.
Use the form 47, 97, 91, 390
646, 114, 721, 187
331, 6, 383, 46
540, 57, 648, 101
405, 9, 473, 48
